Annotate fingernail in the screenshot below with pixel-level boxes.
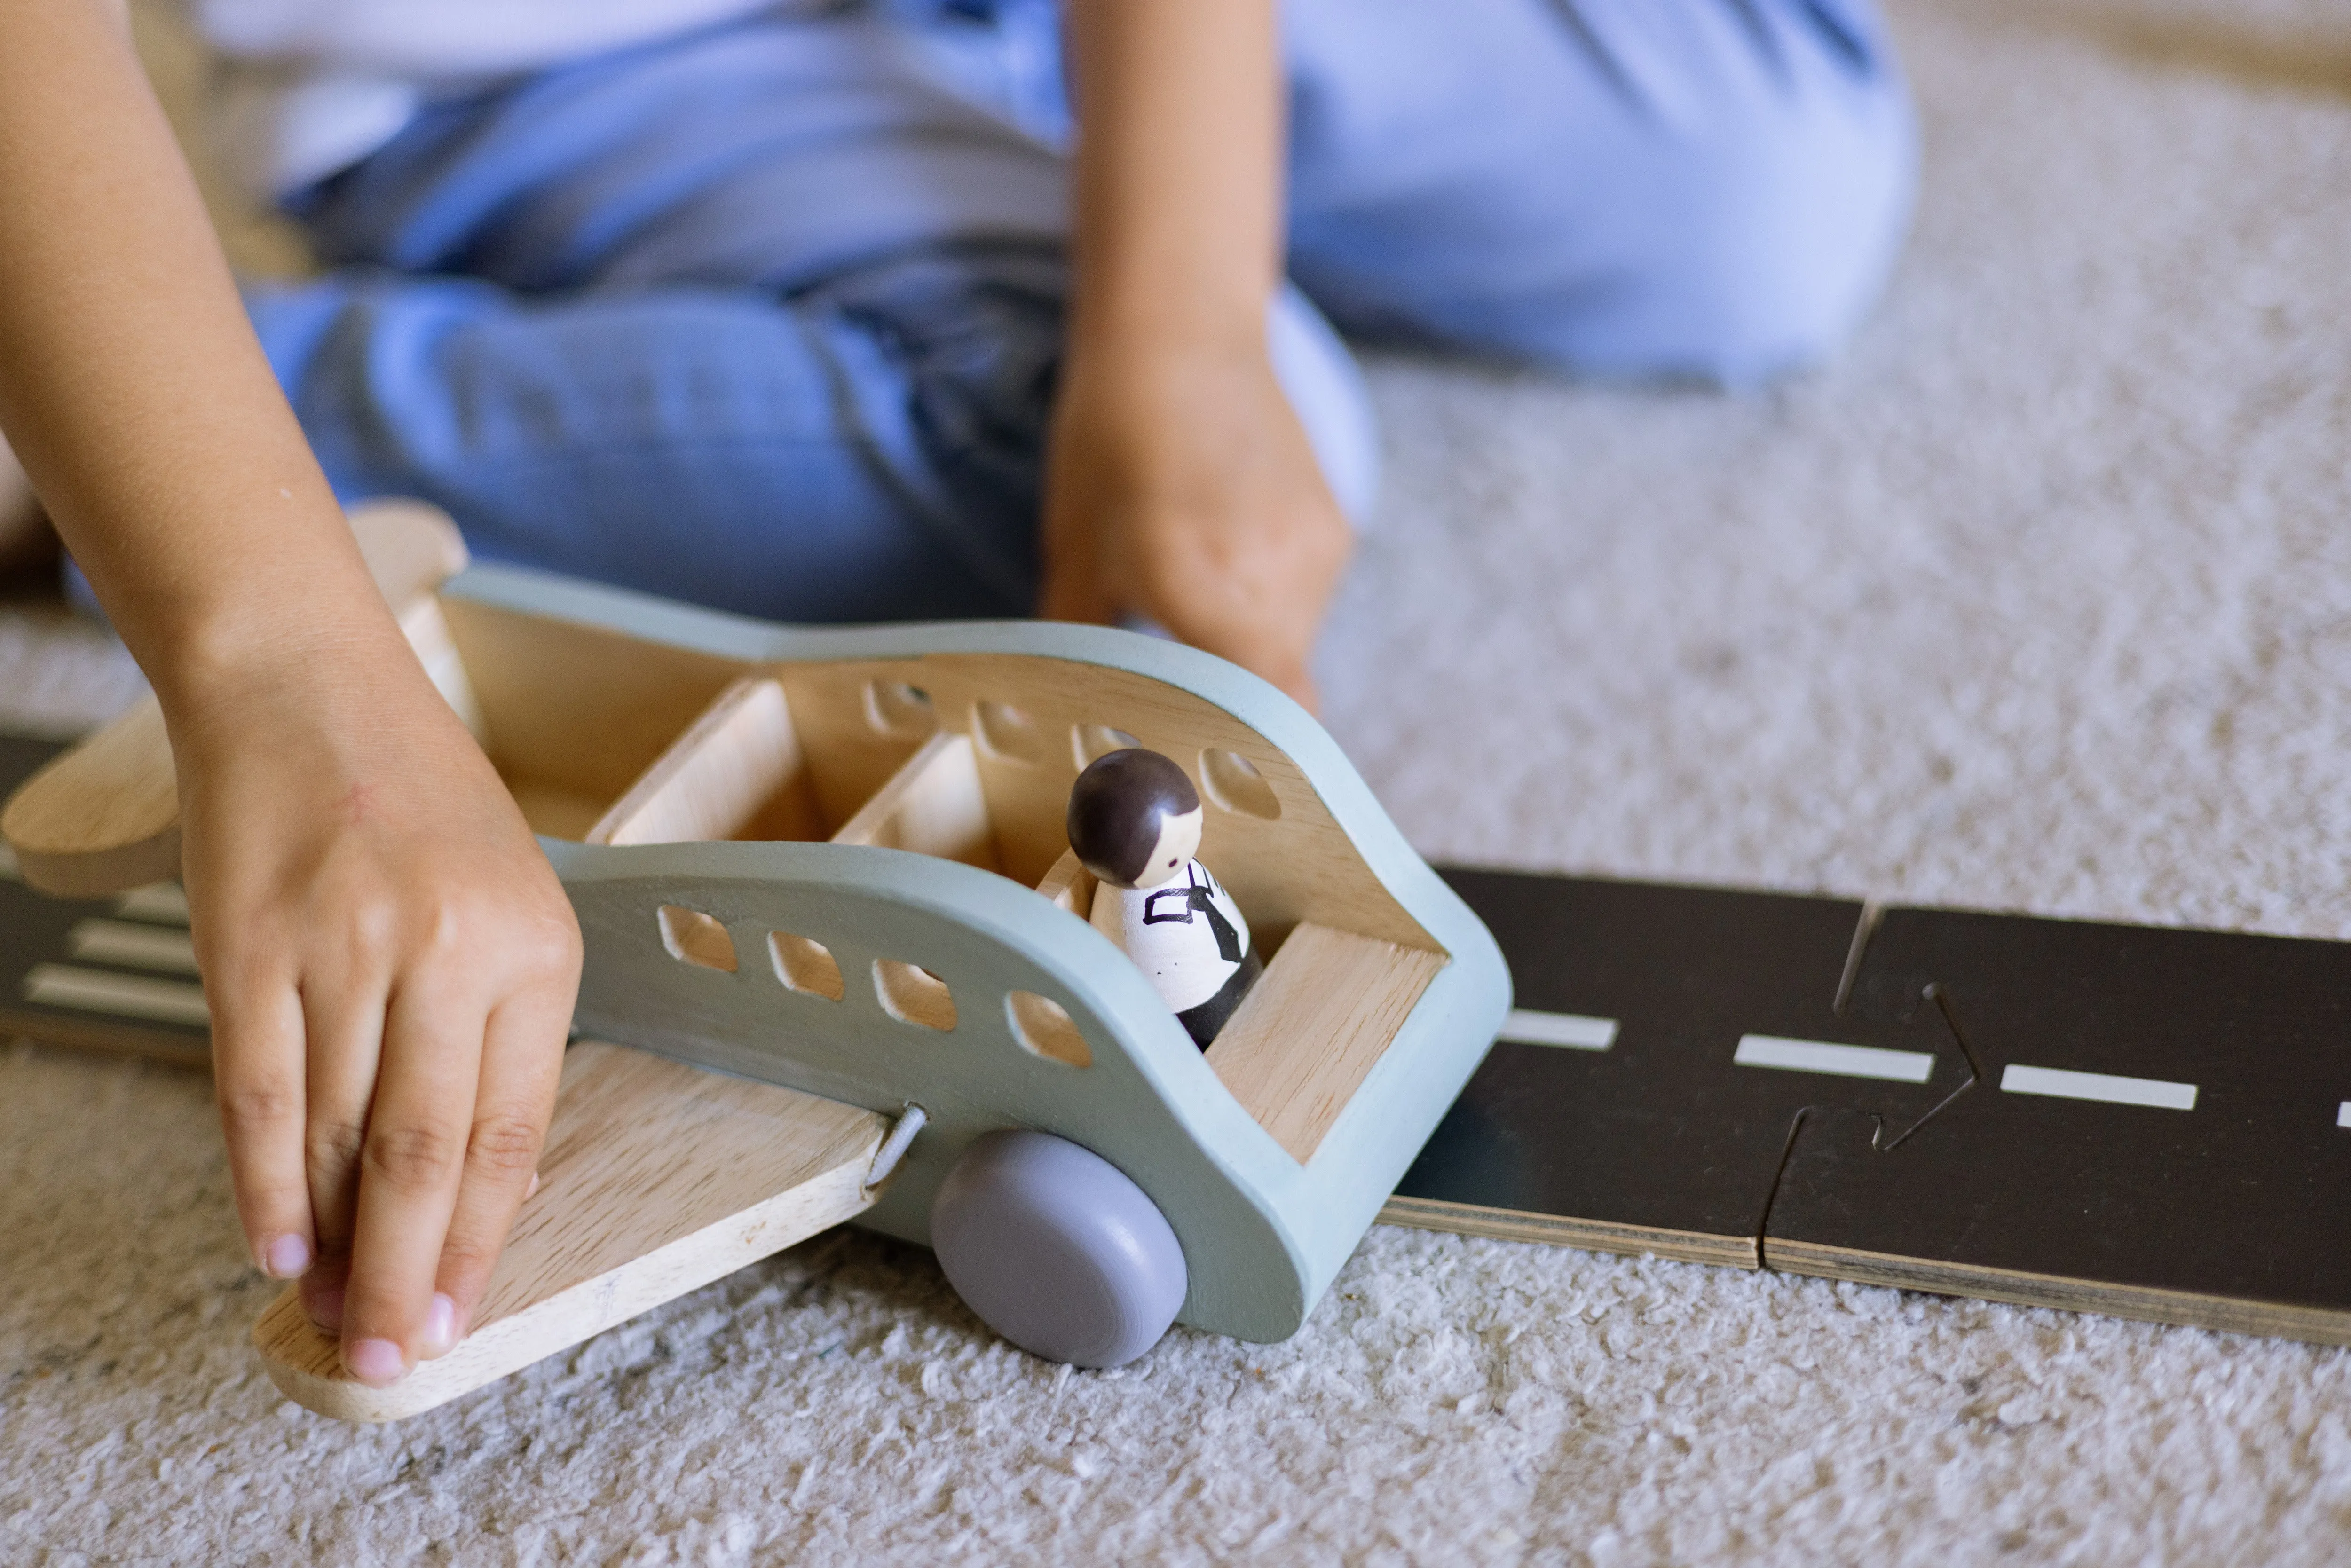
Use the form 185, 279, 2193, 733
422, 1293, 457, 1357
307, 1288, 345, 1332
346, 1338, 408, 1387
263, 1234, 311, 1279
526, 1171, 541, 1200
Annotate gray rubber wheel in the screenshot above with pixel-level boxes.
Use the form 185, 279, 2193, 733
930, 1129, 1188, 1368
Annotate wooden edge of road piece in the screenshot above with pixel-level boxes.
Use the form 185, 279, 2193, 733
1764, 1237, 2351, 1348
1377, 1194, 1765, 1271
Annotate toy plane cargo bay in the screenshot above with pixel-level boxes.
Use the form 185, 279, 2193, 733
1, 503, 1511, 1421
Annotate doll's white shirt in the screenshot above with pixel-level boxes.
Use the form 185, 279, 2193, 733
179, 0, 800, 196
1090, 860, 1250, 1016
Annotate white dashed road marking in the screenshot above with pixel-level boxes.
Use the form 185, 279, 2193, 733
1499, 1009, 1619, 1051
2000, 1064, 2196, 1111
1733, 1034, 1936, 1083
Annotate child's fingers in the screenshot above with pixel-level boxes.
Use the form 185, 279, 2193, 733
297, 969, 392, 1312
428, 986, 570, 1354
209, 969, 318, 1280
297, 1251, 351, 1334
1257, 658, 1321, 714
1140, 588, 1307, 699
1036, 496, 1119, 626
1037, 555, 1119, 627
336, 980, 485, 1387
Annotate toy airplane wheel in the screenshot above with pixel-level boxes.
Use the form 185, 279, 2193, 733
930, 1129, 1188, 1367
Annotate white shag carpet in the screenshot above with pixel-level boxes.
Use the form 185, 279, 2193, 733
8, 1, 2351, 1561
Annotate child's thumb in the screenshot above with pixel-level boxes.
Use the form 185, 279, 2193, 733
1036, 552, 1119, 627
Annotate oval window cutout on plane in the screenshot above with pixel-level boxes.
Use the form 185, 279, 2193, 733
875, 959, 957, 1031
769, 930, 845, 1000
1073, 725, 1140, 769
1200, 749, 1281, 820
974, 701, 1050, 765
863, 680, 937, 739
1007, 990, 1091, 1067
658, 905, 738, 972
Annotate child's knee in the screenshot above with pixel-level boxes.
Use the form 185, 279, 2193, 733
1510, 72, 1919, 386
1628, 90, 1915, 385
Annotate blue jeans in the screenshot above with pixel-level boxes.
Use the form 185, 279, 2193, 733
246, 0, 1915, 623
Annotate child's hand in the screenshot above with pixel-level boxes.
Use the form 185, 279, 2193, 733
175, 647, 581, 1388
1050, 0, 1330, 701
1039, 337, 1352, 710
0, 0, 571, 1390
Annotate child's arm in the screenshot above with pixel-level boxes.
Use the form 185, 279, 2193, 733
0, 1, 580, 1387
1043, 0, 1351, 710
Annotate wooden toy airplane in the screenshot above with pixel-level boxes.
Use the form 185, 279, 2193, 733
1, 502, 1511, 1422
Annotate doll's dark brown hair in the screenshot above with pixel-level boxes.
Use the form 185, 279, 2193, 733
1066, 749, 1200, 887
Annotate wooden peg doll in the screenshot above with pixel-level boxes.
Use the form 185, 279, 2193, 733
1067, 748, 1262, 1049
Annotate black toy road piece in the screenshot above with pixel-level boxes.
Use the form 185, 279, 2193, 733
1389, 867, 2351, 1346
